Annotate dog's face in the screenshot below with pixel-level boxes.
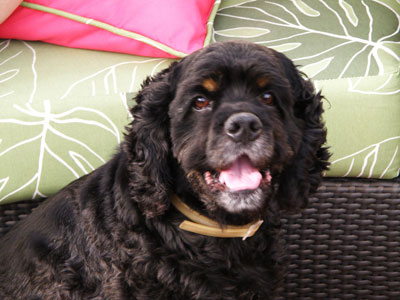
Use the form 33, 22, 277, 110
127, 41, 329, 221
169, 43, 302, 218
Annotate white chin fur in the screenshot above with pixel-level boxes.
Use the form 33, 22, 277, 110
218, 189, 264, 213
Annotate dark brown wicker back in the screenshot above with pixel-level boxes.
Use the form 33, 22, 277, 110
279, 177, 400, 300
1, 177, 399, 299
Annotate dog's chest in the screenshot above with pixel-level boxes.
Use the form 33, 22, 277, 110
109, 232, 279, 299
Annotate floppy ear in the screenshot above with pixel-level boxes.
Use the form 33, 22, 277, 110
124, 63, 179, 218
275, 54, 330, 212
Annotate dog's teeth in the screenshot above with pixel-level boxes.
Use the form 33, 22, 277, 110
205, 171, 214, 185
263, 170, 272, 183
204, 171, 227, 191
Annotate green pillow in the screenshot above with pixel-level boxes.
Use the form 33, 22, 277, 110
214, 0, 400, 179
0, 40, 175, 204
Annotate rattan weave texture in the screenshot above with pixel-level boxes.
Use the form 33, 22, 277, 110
278, 178, 400, 300
1, 178, 399, 299
0, 198, 43, 237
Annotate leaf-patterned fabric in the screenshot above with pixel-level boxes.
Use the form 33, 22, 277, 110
0, 0, 399, 204
0, 41, 173, 203
214, 0, 400, 179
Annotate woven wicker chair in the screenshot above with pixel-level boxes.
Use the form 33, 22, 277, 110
1, 177, 399, 299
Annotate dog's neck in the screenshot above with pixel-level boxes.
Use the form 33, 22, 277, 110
171, 195, 263, 240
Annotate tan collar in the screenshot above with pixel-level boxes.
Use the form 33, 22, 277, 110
171, 195, 263, 240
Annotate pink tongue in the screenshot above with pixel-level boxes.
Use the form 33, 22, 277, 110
219, 156, 262, 191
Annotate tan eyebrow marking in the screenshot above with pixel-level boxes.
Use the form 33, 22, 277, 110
256, 76, 270, 88
202, 78, 219, 92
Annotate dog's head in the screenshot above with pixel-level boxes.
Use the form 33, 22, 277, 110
125, 41, 329, 222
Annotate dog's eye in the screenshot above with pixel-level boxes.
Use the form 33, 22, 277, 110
261, 92, 274, 106
193, 97, 211, 110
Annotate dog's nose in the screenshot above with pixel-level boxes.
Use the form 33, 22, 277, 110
224, 112, 262, 143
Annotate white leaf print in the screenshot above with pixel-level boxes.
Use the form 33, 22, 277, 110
331, 137, 400, 178
269, 42, 301, 52
0, 69, 19, 83
292, 0, 320, 17
0, 178, 9, 194
69, 151, 96, 174
216, 0, 400, 79
299, 57, 334, 78
61, 58, 170, 99
0, 40, 174, 203
215, 27, 270, 38
340, 0, 358, 26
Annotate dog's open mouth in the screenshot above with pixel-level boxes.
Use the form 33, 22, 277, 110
204, 155, 272, 192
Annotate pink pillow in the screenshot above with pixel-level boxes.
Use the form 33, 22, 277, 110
0, 0, 219, 58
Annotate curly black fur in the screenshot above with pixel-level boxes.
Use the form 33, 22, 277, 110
0, 41, 329, 300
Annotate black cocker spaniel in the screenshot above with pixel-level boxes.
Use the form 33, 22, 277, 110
0, 41, 329, 300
